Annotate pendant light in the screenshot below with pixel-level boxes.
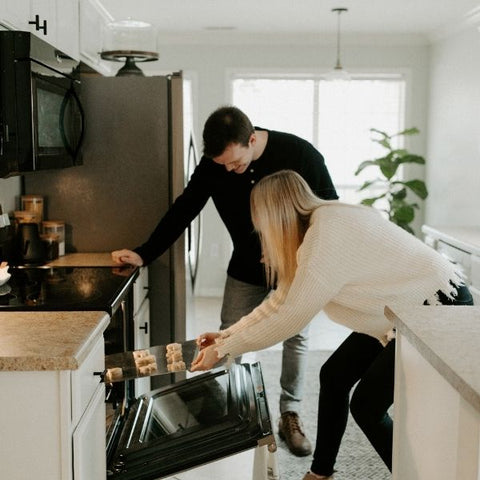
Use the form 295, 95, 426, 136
325, 7, 351, 81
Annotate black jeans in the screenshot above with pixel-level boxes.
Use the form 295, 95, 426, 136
310, 284, 473, 477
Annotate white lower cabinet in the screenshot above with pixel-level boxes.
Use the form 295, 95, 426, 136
0, 334, 106, 480
73, 384, 106, 480
393, 333, 480, 479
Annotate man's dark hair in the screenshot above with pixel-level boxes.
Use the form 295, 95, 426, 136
202, 106, 255, 158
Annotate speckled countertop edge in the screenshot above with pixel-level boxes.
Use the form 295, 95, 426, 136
385, 305, 480, 413
0, 311, 109, 371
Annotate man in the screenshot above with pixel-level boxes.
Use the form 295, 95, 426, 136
112, 105, 338, 456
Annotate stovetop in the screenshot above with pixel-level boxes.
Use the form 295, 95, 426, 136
0, 266, 138, 314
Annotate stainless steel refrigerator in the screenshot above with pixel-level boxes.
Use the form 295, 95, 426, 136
24, 73, 197, 384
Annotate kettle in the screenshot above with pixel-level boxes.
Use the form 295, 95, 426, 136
15, 223, 46, 266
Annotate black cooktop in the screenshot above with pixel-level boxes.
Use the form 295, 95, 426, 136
0, 266, 138, 314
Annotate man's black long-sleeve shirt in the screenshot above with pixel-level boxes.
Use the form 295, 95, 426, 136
134, 128, 338, 286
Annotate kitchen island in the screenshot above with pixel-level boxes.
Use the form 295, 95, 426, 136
386, 305, 480, 479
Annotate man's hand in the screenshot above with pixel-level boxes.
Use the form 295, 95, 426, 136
111, 249, 144, 267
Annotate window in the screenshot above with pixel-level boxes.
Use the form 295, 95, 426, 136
232, 75, 406, 204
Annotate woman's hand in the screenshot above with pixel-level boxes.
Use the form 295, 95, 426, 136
190, 345, 222, 371
111, 249, 143, 267
196, 332, 221, 349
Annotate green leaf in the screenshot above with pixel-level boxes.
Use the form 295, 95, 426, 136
378, 156, 398, 179
391, 188, 407, 200
394, 127, 420, 137
370, 128, 390, 139
360, 194, 386, 206
354, 160, 379, 176
396, 154, 425, 165
392, 205, 415, 224
376, 138, 391, 150
390, 180, 428, 199
403, 180, 428, 199
357, 179, 381, 191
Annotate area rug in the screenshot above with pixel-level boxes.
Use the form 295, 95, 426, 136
255, 350, 391, 480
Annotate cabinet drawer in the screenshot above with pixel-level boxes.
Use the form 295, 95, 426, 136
437, 241, 471, 282
471, 256, 480, 290
71, 336, 104, 425
470, 286, 480, 306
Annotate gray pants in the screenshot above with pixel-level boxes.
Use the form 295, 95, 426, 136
220, 275, 309, 414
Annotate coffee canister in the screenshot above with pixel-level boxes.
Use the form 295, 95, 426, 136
42, 220, 65, 256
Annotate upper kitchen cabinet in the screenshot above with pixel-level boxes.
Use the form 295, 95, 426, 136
79, 0, 117, 76
0, 0, 79, 60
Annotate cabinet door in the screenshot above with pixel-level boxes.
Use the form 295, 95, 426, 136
470, 286, 480, 305
0, 0, 79, 60
73, 384, 106, 480
0, 1, 30, 29
79, 0, 117, 75
29, 0, 57, 46
134, 298, 151, 396
54, 0, 80, 60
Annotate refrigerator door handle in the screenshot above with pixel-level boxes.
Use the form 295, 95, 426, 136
186, 133, 201, 291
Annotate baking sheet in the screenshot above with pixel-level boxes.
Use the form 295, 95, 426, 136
103, 340, 200, 383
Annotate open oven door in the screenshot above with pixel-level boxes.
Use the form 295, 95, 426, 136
107, 362, 275, 480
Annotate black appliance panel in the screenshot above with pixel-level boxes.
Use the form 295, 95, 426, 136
0, 266, 135, 313
108, 362, 274, 480
0, 31, 84, 177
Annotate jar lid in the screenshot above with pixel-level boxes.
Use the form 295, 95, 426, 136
21, 195, 43, 201
40, 233, 60, 242
42, 220, 65, 226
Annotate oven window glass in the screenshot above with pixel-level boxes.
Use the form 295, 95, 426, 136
142, 373, 230, 442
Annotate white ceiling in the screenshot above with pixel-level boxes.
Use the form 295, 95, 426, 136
98, 0, 480, 41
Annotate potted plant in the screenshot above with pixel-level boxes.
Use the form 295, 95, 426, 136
354, 127, 428, 235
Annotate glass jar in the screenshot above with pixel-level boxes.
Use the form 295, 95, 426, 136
21, 195, 44, 223
42, 221, 65, 256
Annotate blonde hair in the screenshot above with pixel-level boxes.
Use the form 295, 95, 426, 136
251, 170, 326, 287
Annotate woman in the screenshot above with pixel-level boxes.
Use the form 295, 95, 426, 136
191, 170, 473, 480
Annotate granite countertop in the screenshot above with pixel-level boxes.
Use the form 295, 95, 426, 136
46, 252, 118, 267
385, 305, 480, 413
0, 310, 109, 371
422, 225, 480, 256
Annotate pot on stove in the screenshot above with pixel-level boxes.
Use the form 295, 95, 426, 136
15, 223, 46, 266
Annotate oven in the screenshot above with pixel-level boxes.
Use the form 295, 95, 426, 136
0, 265, 277, 480
106, 362, 275, 480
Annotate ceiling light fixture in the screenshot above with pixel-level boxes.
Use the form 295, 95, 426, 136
325, 7, 351, 81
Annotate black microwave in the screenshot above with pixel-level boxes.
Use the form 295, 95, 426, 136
0, 31, 84, 178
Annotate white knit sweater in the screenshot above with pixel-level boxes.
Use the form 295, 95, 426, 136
215, 202, 461, 359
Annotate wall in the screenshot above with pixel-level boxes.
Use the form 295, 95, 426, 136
425, 24, 480, 226
0, 177, 21, 213
0, 33, 437, 295
141, 35, 431, 296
